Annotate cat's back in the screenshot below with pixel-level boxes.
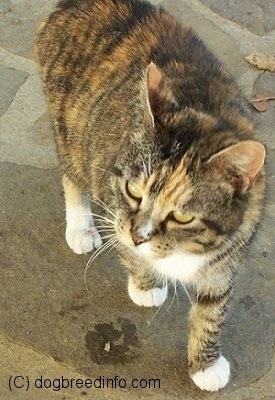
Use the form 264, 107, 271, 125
35, 0, 162, 82
35, 0, 156, 67
35, 0, 252, 169
36, 0, 239, 130
34, 0, 220, 95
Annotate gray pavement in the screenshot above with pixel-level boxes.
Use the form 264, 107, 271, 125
0, 0, 274, 399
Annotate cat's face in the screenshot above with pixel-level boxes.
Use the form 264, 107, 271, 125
112, 151, 239, 261
108, 63, 265, 262
111, 134, 264, 263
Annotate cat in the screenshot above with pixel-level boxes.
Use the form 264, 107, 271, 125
34, 0, 266, 392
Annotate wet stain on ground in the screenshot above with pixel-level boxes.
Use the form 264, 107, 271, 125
85, 318, 140, 364
59, 302, 90, 317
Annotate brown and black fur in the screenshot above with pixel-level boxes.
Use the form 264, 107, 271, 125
35, 0, 266, 390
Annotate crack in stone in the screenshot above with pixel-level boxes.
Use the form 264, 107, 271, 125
0, 45, 36, 74
0, 69, 29, 117
252, 71, 266, 95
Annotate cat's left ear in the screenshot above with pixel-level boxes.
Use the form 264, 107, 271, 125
208, 140, 266, 191
145, 62, 177, 127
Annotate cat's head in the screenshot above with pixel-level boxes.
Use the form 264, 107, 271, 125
110, 63, 265, 262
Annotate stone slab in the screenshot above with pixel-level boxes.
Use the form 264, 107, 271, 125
200, 0, 275, 36
0, 0, 275, 399
0, 64, 28, 116
0, 161, 274, 399
161, 0, 248, 79
0, 0, 57, 59
0, 72, 58, 169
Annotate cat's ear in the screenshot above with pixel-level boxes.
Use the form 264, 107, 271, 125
208, 140, 265, 191
145, 62, 177, 126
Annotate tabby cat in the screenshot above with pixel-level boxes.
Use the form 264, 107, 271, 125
35, 0, 266, 391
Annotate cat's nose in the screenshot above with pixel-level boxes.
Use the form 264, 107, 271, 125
131, 221, 153, 246
131, 232, 148, 246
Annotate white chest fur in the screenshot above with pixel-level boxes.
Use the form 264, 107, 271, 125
153, 252, 207, 283
133, 242, 207, 283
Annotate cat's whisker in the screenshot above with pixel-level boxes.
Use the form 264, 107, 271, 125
159, 277, 178, 318
92, 226, 115, 231
97, 233, 117, 241
96, 231, 116, 237
83, 194, 116, 220
96, 225, 115, 233
174, 278, 180, 305
166, 279, 178, 312
180, 282, 193, 306
84, 226, 116, 239
151, 275, 168, 321
77, 212, 115, 227
89, 166, 112, 176
85, 239, 116, 272
95, 222, 115, 230
93, 197, 116, 219
90, 237, 117, 264
87, 211, 114, 220
107, 243, 116, 255
83, 227, 115, 238
78, 213, 112, 221
84, 237, 118, 293
151, 300, 162, 321
83, 223, 114, 229
90, 213, 115, 225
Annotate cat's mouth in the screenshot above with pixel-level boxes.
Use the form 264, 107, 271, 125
117, 229, 154, 258
132, 241, 152, 258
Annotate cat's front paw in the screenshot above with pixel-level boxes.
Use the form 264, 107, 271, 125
66, 226, 102, 254
190, 355, 230, 392
128, 277, 167, 307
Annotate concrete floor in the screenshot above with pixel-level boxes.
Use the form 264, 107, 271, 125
0, 0, 274, 399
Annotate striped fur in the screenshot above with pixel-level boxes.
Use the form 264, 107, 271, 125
35, 0, 266, 391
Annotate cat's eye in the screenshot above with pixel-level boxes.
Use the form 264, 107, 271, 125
172, 210, 194, 224
126, 180, 143, 200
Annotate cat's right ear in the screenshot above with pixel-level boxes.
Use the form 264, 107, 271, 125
145, 62, 177, 127
208, 140, 266, 192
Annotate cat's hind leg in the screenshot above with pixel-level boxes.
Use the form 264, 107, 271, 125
62, 175, 102, 254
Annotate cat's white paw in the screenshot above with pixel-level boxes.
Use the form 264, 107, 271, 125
66, 226, 102, 254
128, 277, 167, 307
190, 355, 230, 392
65, 206, 102, 254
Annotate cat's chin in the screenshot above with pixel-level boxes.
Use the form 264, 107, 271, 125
133, 241, 152, 258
